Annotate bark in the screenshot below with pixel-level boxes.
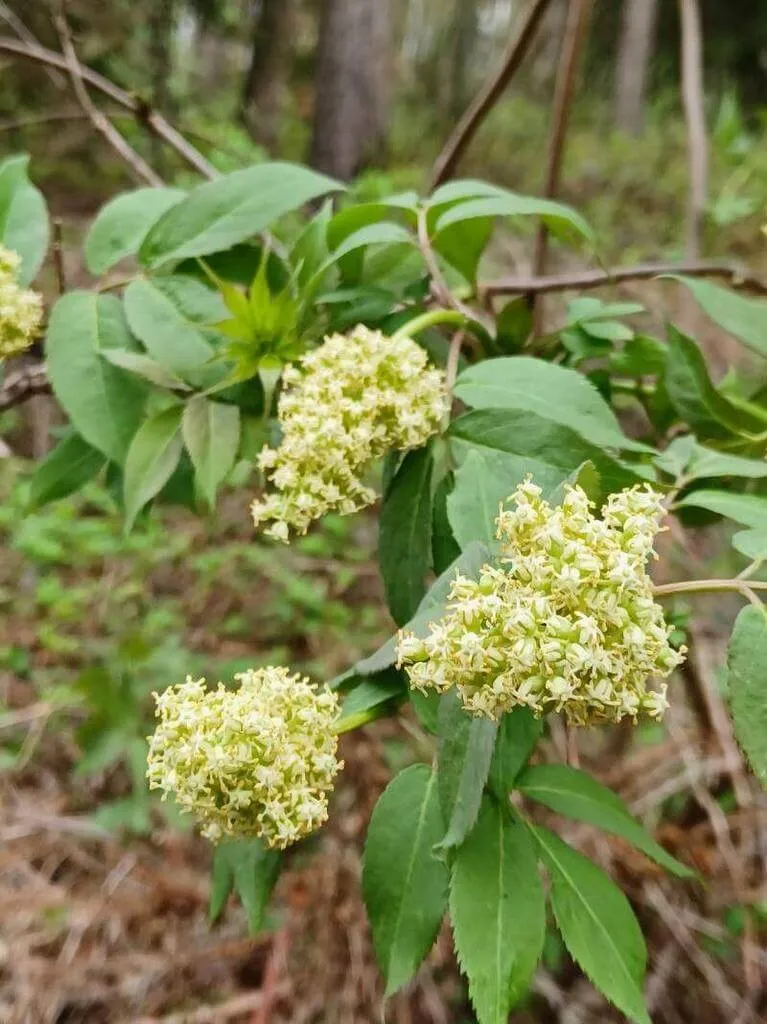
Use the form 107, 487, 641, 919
615, 0, 659, 136
309, 0, 392, 180
448, 0, 480, 122
240, 0, 293, 150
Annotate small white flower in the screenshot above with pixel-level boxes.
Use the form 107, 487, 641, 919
0, 245, 43, 359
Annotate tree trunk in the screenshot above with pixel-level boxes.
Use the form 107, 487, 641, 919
310, 0, 392, 180
614, 0, 659, 136
240, 0, 293, 150
448, 0, 480, 122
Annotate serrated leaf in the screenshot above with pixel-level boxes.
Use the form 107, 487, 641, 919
519, 764, 693, 877
449, 409, 642, 494
656, 437, 767, 482
101, 349, 191, 390
432, 472, 461, 574
727, 605, 767, 786
664, 326, 764, 439
436, 691, 498, 851
182, 396, 240, 507
334, 541, 491, 684
666, 275, 767, 360
433, 183, 592, 245
209, 837, 280, 934
84, 187, 185, 274
487, 708, 542, 801
379, 446, 434, 626
455, 357, 649, 453
123, 405, 184, 529
0, 153, 49, 284
28, 431, 106, 508
123, 276, 225, 379
533, 825, 651, 1024
363, 764, 448, 995
46, 292, 147, 462
140, 162, 342, 267
675, 489, 767, 528
451, 799, 545, 1023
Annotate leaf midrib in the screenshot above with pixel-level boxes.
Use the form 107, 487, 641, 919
537, 829, 643, 999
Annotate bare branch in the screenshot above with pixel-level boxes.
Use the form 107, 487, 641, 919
531, 0, 592, 285
52, 3, 163, 187
0, 0, 63, 85
429, 0, 553, 190
678, 0, 708, 258
0, 36, 218, 181
0, 362, 50, 412
481, 260, 767, 298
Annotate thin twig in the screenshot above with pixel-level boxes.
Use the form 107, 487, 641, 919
481, 259, 767, 297
429, 0, 553, 189
678, 0, 708, 258
52, 218, 66, 295
531, 0, 592, 314
52, 2, 163, 187
0, 36, 218, 180
0, 0, 63, 85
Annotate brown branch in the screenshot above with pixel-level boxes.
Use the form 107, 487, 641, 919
481, 260, 767, 298
52, 218, 66, 295
0, 362, 50, 412
52, 3, 163, 187
678, 0, 708, 258
429, 0, 553, 190
532, 0, 592, 286
0, 36, 218, 181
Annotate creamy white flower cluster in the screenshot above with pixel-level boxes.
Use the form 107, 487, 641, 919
146, 667, 342, 848
0, 245, 43, 358
398, 480, 684, 725
251, 325, 448, 541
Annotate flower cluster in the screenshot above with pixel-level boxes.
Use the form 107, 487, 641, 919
146, 667, 342, 848
0, 245, 43, 358
397, 480, 684, 725
251, 325, 447, 541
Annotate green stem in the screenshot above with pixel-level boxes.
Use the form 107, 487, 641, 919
654, 578, 767, 597
390, 309, 467, 343
334, 705, 389, 735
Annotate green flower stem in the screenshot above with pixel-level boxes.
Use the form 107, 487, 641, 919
654, 578, 767, 610
390, 309, 467, 343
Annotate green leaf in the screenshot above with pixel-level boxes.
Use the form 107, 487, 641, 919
336, 541, 491, 684
519, 764, 693, 877
433, 215, 493, 285
533, 825, 651, 1024
209, 837, 280, 934
363, 764, 448, 995
675, 489, 767, 528
123, 405, 184, 529
140, 162, 342, 267
655, 436, 767, 481
727, 605, 767, 786
432, 472, 461, 574
182, 396, 241, 507
609, 334, 667, 376
732, 528, 767, 561
455, 357, 649, 453
666, 275, 767, 360
379, 446, 434, 626
436, 691, 498, 851
46, 292, 147, 463
433, 183, 592, 245
28, 431, 106, 508
495, 297, 533, 353
487, 709, 542, 801
84, 187, 185, 275
100, 349, 192, 391
0, 153, 49, 284
449, 409, 642, 494
451, 799, 545, 1023
123, 276, 225, 379
664, 326, 764, 438
338, 668, 406, 719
